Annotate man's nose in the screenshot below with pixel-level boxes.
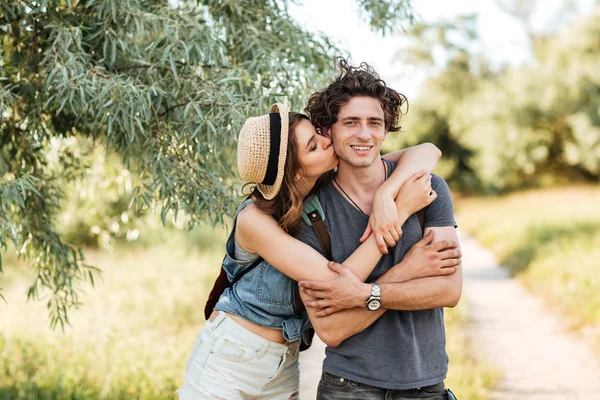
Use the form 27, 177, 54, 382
355, 124, 370, 140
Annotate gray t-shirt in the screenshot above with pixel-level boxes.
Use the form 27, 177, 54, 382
295, 161, 457, 390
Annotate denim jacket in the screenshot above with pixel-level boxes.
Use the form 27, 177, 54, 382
214, 198, 306, 342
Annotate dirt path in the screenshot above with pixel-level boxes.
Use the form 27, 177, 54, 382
299, 335, 326, 398
299, 230, 600, 399
460, 231, 600, 399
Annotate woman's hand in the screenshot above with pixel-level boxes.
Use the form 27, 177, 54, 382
360, 171, 437, 254
395, 170, 437, 218
359, 187, 403, 254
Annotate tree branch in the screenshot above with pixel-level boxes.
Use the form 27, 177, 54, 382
159, 102, 188, 117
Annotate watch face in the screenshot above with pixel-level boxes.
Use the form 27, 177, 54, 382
367, 299, 381, 311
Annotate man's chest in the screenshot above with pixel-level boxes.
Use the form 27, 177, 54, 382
326, 210, 424, 281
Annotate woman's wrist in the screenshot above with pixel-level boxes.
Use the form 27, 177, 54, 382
359, 282, 372, 307
376, 179, 397, 198
396, 206, 410, 225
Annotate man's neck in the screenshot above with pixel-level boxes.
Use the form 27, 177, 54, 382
335, 157, 386, 213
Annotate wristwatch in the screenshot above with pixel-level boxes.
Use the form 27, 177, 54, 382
365, 283, 382, 311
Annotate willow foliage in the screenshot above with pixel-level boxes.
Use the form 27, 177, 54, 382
0, 0, 413, 326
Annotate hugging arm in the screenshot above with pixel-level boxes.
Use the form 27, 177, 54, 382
234, 143, 441, 283
366, 143, 442, 252
235, 207, 381, 283
382, 143, 441, 192
301, 229, 460, 316
300, 226, 462, 347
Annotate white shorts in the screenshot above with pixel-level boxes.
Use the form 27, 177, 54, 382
176, 312, 300, 399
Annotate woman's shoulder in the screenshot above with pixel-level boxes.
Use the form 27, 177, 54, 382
237, 199, 259, 219
235, 200, 283, 254
236, 201, 276, 233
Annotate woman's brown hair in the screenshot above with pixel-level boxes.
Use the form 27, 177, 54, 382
249, 112, 327, 234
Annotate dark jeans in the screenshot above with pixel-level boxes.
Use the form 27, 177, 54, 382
317, 371, 450, 400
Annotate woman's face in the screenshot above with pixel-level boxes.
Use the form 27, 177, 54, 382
294, 119, 338, 179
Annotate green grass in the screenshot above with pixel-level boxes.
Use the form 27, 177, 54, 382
1, 222, 498, 399
0, 226, 226, 400
456, 185, 600, 350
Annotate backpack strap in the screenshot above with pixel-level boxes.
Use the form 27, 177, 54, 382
204, 256, 263, 321
307, 211, 332, 260
301, 194, 325, 225
294, 196, 332, 315
302, 194, 331, 259
231, 256, 264, 285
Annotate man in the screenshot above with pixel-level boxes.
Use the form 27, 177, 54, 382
295, 58, 462, 399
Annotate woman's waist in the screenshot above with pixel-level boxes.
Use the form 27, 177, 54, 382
209, 311, 297, 345
214, 288, 304, 339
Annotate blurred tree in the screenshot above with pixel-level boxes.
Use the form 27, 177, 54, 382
386, 14, 482, 191
456, 8, 600, 191
389, 5, 599, 193
0, 0, 414, 327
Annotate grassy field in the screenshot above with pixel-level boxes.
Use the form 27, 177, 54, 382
0, 226, 225, 400
1, 224, 496, 399
456, 185, 600, 351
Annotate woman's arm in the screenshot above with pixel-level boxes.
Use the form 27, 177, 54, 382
363, 143, 442, 252
235, 205, 381, 283
381, 142, 441, 198
236, 143, 442, 280
382, 142, 441, 174
235, 152, 437, 283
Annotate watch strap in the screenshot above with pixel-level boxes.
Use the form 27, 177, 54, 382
371, 282, 380, 297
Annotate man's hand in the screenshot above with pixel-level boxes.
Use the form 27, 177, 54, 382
391, 230, 461, 281
299, 261, 371, 318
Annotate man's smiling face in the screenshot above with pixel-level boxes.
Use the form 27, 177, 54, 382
328, 96, 388, 168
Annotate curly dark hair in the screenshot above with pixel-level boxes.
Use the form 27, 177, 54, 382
306, 57, 408, 133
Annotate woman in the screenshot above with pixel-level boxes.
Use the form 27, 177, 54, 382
177, 104, 446, 399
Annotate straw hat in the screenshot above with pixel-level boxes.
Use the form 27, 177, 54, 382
237, 104, 289, 200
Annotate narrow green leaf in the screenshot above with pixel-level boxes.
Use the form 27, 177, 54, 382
169, 54, 178, 79
161, 205, 168, 226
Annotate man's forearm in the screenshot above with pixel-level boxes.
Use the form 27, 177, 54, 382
308, 227, 462, 346
378, 226, 463, 310
306, 270, 459, 347
378, 269, 462, 310
304, 290, 385, 348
